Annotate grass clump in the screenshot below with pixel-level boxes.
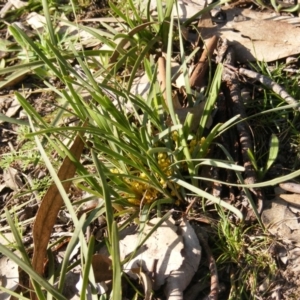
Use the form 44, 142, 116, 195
214, 209, 277, 299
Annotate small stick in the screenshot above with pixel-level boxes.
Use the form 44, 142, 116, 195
238, 67, 300, 111
185, 197, 198, 215
196, 230, 219, 300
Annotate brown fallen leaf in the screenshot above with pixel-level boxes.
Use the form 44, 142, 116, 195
3, 167, 23, 191
189, 35, 219, 89
202, 6, 300, 62
31, 124, 86, 299
157, 56, 212, 132
118, 217, 201, 300
261, 197, 300, 245
92, 254, 113, 282
277, 193, 300, 208
279, 182, 300, 194
164, 218, 202, 300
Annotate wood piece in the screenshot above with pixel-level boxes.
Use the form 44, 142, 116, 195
189, 35, 219, 89
223, 47, 264, 214
223, 50, 256, 187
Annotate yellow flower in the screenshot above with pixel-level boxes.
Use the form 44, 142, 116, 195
171, 131, 179, 141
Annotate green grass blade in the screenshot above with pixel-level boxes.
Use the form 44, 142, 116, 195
265, 134, 279, 172
58, 214, 87, 292
171, 178, 244, 220
112, 221, 122, 300
41, 0, 56, 45
247, 148, 259, 172
9, 25, 63, 79
4, 209, 31, 265
0, 286, 30, 300
80, 236, 96, 300
0, 113, 29, 126
92, 150, 114, 242
198, 63, 223, 138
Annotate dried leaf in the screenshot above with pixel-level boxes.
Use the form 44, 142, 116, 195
3, 167, 23, 191
148, 0, 205, 20
119, 217, 201, 299
132, 268, 153, 300
0, 0, 27, 18
5, 97, 21, 118
31, 128, 86, 279
165, 218, 201, 300
0, 233, 19, 300
0, 256, 19, 299
120, 218, 183, 290
202, 7, 300, 62
91, 254, 113, 282
26, 12, 46, 30
277, 193, 300, 207
279, 182, 300, 194
261, 196, 300, 244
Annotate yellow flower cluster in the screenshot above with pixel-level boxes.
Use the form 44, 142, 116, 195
189, 137, 206, 154
171, 130, 179, 142
157, 152, 172, 177
110, 152, 176, 205
127, 172, 159, 205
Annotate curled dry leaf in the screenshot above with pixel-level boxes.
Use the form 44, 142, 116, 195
165, 218, 202, 300
119, 217, 201, 299
5, 97, 21, 118
30, 124, 86, 300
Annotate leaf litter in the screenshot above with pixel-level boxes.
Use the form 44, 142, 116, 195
1, 0, 300, 299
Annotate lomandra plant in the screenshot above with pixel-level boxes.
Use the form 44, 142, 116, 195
0, 0, 261, 299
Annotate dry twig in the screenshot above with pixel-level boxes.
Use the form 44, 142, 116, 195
238, 67, 300, 111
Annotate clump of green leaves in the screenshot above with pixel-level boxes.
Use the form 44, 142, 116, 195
214, 209, 277, 298
247, 134, 279, 180
0, 126, 38, 170
0, 125, 58, 171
